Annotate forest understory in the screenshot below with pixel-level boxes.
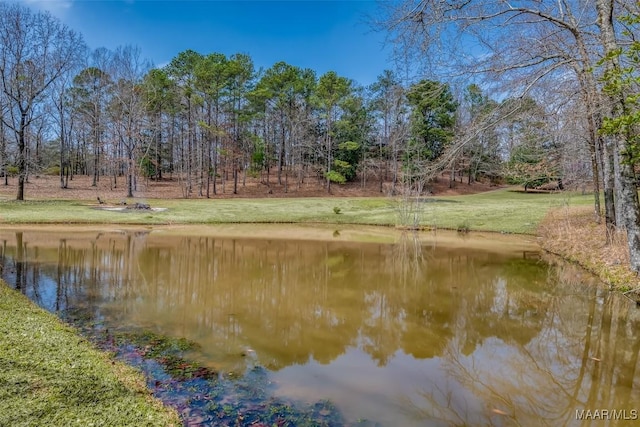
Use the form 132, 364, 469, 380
0, 171, 499, 201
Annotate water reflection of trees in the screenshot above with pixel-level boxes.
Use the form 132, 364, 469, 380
2, 230, 640, 425
1, 230, 547, 367
410, 261, 640, 426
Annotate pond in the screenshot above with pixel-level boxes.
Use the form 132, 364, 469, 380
1, 225, 639, 426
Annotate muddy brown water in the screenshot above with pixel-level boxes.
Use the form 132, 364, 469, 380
1, 225, 639, 427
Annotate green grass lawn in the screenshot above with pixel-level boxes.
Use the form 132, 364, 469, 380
0, 188, 594, 234
0, 282, 181, 427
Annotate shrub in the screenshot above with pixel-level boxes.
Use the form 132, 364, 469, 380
44, 166, 61, 176
457, 220, 470, 233
324, 170, 346, 184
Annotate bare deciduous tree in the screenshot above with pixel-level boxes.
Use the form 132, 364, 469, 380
375, 1, 612, 222
0, 2, 84, 200
376, 0, 640, 270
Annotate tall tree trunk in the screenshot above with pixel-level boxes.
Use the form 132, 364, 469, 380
601, 135, 617, 230
586, 114, 601, 223
127, 147, 134, 198
449, 162, 455, 189
17, 112, 27, 201
59, 110, 66, 189
589, 136, 602, 224
613, 148, 625, 228
92, 145, 98, 186
156, 110, 163, 180
570, 20, 612, 228
527, 5, 603, 226
233, 158, 238, 195
278, 119, 284, 185
1, 118, 8, 186
186, 98, 193, 197
169, 115, 175, 179
597, 0, 640, 272
326, 116, 332, 194
92, 114, 99, 187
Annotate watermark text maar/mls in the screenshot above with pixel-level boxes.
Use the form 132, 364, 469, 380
575, 409, 638, 421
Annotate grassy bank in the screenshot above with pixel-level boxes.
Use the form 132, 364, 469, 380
0, 189, 593, 234
0, 282, 181, 427
538, 206, 640, 292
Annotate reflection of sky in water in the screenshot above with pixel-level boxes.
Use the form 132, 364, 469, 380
24, 275, 59, 312
272, 348, 480, 427
1, 227, 639, 427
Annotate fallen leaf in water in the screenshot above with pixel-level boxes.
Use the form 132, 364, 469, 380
491, 409, 508, 415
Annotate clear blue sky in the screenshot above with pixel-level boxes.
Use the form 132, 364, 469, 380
23, 0, 393, 86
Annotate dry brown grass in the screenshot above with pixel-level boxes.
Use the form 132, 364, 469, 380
538, 205, 640, 292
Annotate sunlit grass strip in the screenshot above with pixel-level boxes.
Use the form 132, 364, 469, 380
0, 189, 594, 234
0, 282, 181, 427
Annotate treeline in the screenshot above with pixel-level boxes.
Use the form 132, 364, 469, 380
0, 2, 585, 202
